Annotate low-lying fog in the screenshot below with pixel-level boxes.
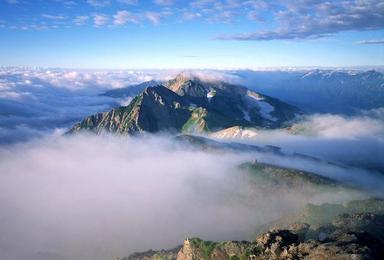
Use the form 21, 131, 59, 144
0, 134, 367, 260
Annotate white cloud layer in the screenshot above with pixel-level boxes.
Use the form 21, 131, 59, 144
296, 113, 384, 140
0, 68, 185, 143
0, 134, 364, 260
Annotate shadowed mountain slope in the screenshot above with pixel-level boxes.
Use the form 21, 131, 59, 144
70, 74, 300, 135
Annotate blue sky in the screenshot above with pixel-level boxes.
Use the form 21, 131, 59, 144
0, 0, 383, 69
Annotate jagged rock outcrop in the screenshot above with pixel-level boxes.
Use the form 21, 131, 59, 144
69, 85, 192, 134
122, 199, 384, 260
69, 74, 300, 135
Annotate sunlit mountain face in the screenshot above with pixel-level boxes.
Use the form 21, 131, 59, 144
1, 1, 384, 260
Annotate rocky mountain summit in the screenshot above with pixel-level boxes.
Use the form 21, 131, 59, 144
121, 198, 384, 260
69, 74, 300, 135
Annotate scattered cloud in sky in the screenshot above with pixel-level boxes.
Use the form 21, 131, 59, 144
357, 39, 384, 45
113, 10, 139, 25
93, 14, 109, 26
86, 0, 111, 7
145, 11, 162, 25
183, 11, 202, 20
41, 14, 66, 20
217, 0, 384, 40
1, 0, 382, 42
73, 15, 89, 25
118, 0, 138, 4
153, 0, 174, 6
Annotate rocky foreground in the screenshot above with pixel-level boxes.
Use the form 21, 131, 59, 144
119, 198, 384, 260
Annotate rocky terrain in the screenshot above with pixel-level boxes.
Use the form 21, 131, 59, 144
120, 198, 384, 260
69, 74, 300, 135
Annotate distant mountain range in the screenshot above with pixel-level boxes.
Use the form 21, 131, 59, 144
69, 74, 300, 135
233, 69, 384, 114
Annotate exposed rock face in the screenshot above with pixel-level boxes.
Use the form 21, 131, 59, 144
176, 238, 254, 260
69, 75, 300, 135
70, 86, 192, 134
122, 199, 384, 260
165, 74, 301, 130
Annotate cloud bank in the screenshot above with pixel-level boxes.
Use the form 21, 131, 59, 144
0, 134, 361, 260
239, 112, 384, 175
0, 68, 179, 143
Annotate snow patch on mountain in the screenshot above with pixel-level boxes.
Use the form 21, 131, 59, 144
258, 101, 277, 121
247, 91, 277, 121
210, 126, 258, 139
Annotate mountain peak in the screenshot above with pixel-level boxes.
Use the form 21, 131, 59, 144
173, 71, 210, 82
70, 75, 301, 135
166, 72, 205, 96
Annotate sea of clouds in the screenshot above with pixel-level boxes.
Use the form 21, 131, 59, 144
0, 67, 383, 260
0, 134, 364, 260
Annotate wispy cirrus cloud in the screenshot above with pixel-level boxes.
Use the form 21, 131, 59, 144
216, 0, 384, 41
144, 11, 171, 25
41, 14, 66, 20
183, 11, 202, 21
357, 39, 384, 45
153, 0, 174, 5
6, 0, 19, 4
145, 12, 161, 25
118, 0, 138, 4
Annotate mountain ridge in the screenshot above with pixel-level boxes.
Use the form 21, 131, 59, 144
69, 74, 301, 135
